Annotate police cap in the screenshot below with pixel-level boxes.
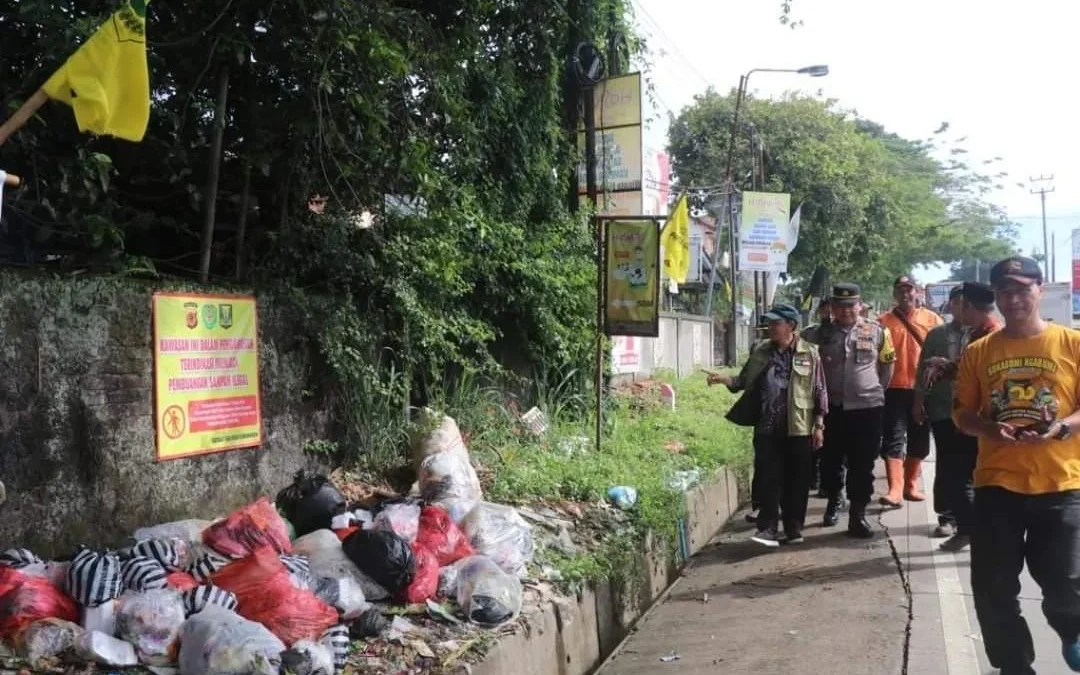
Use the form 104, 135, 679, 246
831, 283, 861, 305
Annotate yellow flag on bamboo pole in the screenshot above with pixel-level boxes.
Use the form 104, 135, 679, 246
660, 193, 690, 283
41, 0, 151, 142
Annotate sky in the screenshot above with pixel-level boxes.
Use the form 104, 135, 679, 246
632, 0, 1080, 284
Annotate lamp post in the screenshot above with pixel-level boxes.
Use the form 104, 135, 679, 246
705, 65, 829, 365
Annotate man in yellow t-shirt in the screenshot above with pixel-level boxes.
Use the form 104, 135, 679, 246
953, 255, 1080, 675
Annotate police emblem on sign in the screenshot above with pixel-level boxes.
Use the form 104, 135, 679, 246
219, 304, 233, 329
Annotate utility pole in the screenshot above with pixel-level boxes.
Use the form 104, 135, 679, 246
1052, 231, 1057, 282
1031, 174, 1055, 280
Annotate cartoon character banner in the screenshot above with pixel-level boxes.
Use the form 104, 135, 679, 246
152, 292, 262, 461
605, 219, 660, 337
738, 191, 792, 273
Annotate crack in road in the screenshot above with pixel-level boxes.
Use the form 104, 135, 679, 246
878, 506, 913, 675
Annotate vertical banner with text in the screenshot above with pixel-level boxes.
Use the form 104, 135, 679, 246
152, 292, 262, 460
605, 219, 660, 337
738, 191, 792, 273
1072, 228, 1080, 316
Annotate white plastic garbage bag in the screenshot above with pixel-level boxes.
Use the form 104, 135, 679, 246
179, 604, 285, 675
75, 630, 139, 667
115, 589, 186, 665
292, 529, 389, 601
461, 503, 534, 578
17, 618, 84, 662
410, 411, 467, 468
454, 556, 523, 627
372, 502, 421, 544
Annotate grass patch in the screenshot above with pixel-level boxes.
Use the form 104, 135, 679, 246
448, 370, 752, 586
484, 371, 750, 532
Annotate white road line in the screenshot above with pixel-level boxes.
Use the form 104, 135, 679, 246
922, 460, 982, 675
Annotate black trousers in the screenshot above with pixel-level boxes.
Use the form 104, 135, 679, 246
881, 388, 931, 460
930, 419, 977, 533
820, 406, 883, 509
752, 433, 813, 536
971, 487, 1080, 671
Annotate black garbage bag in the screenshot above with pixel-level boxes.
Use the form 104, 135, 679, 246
341, 530, 416, 595
348, 608, 390, 639
276, 470, 347, 537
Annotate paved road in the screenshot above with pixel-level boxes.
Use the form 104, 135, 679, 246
598, 455, 1062, 675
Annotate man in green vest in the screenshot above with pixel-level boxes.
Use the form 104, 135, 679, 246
709, 303, 828, 546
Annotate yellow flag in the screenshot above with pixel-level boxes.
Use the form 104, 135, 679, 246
660, 194, 690, 283
42, 0, 151, 142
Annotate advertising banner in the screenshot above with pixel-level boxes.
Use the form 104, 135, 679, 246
1072, 228, 1080, 316
605, 220, 660, 337
738, 191, 792, 273
152, 292, 262, 460
611, 336, 644, 375
581, 191, 643, 217
576, 126, 644, 194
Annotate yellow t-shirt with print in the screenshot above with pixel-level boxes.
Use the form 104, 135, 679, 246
953, 323, 1080, 494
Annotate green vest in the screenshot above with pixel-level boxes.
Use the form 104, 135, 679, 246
725, 336, 821, 436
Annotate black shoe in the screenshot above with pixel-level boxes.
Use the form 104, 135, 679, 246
846, 513, 873, 539
750, 529, 780, 548
745, 510, 758, 524
782, 533, 805, 545
823, 499, 841, 527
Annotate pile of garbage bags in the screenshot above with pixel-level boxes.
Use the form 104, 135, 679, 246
0, 412, 535, 673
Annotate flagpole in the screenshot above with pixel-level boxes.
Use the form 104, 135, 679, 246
0, 90, 49, 147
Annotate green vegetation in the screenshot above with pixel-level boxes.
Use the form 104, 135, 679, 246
668, 93, 1017, 303
432, 370, 751, 586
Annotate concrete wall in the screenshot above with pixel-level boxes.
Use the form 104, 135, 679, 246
611, 312, 715, 379
474, 468, 741, 675
0, 272, 332, 557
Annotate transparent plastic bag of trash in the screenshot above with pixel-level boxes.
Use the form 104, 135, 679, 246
133, 519, 212, 544
292, 529, 390, 601
179, 604, 285, 675
460, 503, 534, 578
454, 556, 523, 627
115, 589, 186, 665
372, 501, 421, 544
16, 618, 83, 662
418, 451, 482, 521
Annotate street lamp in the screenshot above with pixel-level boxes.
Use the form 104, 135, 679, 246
706, 64, 830, 365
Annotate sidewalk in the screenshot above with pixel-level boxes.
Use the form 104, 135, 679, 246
598, 457, 1060, 675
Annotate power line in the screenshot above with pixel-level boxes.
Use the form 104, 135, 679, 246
630, 0, 713, 89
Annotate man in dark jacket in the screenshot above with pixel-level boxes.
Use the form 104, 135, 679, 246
709, 303, 828, 546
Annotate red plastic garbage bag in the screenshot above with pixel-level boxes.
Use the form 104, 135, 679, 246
333, 526, 358, 543
166, 571, 199, 592
203, 498, 293, 559
401, 546, 439, 605
0, 567, 78, 639
211, 546, 337, 646
416, 506, 474, 566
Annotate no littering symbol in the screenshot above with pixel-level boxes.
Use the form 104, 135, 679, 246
162, 405, 186, 439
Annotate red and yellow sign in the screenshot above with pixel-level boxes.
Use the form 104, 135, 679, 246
152, 292, 262, 460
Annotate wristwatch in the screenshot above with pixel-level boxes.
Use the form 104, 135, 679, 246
813, 422, 825, 432
1055, 421, 1073, 441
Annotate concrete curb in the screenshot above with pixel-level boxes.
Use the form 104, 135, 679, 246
473, 468, 741, 675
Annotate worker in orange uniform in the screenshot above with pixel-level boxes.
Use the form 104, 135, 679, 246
878, 275, 944, 508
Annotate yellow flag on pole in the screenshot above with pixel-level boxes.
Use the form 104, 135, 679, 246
41, 0, 152, 142
660, 194, 690, 283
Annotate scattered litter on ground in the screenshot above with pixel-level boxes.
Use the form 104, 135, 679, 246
660, 650, 681, 663
0, 410, 670, 674
607, 486, 638, 510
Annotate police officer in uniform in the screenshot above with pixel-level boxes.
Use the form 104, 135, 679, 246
804, 283, 897, 537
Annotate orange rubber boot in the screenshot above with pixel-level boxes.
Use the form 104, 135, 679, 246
878, 458, 904, 508
904, 457, 926, 501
